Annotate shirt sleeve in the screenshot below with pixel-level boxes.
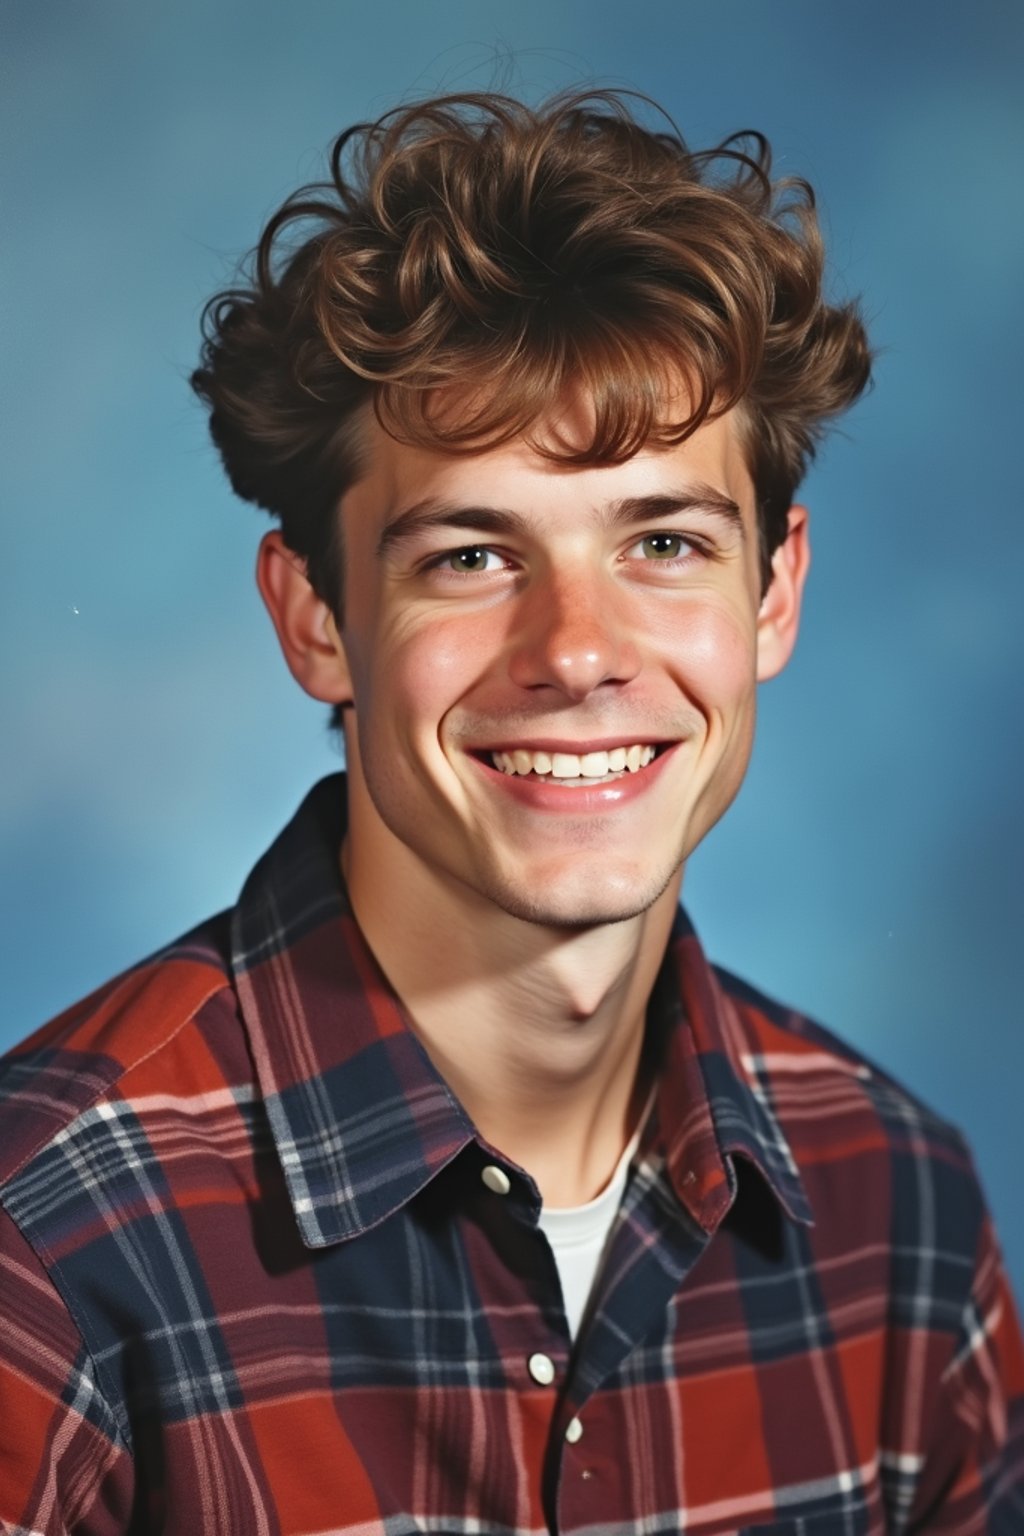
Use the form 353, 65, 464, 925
0, 1203, 134, 1535
907, 1208, 1024, 1533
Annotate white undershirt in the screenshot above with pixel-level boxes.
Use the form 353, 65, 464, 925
537, 1107, 649, 1340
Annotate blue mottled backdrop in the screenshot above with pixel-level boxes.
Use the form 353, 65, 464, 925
2, 1, 1022, 1297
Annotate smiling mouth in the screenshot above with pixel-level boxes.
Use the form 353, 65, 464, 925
487, 744, 661, 785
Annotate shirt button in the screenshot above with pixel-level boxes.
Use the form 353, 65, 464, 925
565, 1416, 583, 1443
527, 1352, 556, 1386
481, 1164, 511, 1195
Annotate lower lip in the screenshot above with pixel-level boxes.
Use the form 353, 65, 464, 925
472, 744, 680, 811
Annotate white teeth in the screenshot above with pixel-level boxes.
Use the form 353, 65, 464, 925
489, 744, 658, 779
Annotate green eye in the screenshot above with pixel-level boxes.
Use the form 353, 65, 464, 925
447, 547, 492, 572
640, 533, 688, 559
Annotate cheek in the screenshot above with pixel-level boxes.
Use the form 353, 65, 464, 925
351, 613, 496, 737
656, 601, 757, 704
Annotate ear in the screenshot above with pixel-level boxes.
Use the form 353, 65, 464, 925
255, 530, 353, 704
756, 505, 811, 682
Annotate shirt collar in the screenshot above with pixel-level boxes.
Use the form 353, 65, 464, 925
648, 907, 814, 1232
231, 775, 812, 1249
230, 776, 475, 1249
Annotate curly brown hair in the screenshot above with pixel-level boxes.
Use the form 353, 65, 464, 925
192, 89, 871, 627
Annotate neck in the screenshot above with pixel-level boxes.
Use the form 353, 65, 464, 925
343, 817, 681, 1208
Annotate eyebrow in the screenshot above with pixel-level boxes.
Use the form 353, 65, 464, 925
375, 484, 744, 558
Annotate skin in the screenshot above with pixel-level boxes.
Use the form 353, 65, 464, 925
258, 401, 809, 1205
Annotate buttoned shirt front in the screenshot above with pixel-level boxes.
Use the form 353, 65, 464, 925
1, 776, 1022, 1534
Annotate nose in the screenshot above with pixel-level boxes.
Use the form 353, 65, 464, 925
507, 567, 642, 700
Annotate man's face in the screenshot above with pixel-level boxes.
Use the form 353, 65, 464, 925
333, 405, 802, 929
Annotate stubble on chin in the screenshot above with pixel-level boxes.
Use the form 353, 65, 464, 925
468, 858, 685, 932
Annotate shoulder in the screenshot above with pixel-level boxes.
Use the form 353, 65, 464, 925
714, 963, 988, 1290
716, 959, 968, 1149
711, 969, 1024, 1524
0, 912, 236, 1190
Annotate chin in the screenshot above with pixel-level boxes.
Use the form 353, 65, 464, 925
478, 863, 683, 931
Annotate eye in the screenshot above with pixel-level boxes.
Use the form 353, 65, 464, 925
443, 545, 504, 573
627, 532, 696, 561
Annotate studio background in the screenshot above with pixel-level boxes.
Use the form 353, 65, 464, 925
3, 1, 1022, 1298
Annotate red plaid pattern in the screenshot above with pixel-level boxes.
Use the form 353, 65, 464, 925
2, 776, 1022, 1533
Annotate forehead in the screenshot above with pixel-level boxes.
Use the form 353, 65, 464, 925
343, 402, 755, 534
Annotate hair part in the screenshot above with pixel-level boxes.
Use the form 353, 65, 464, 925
192, 90, 872, 731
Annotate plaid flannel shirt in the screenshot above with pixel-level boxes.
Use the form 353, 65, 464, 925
2, 775, 1022, 1535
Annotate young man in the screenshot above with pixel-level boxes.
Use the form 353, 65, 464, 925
2, 92, 1021, 1534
